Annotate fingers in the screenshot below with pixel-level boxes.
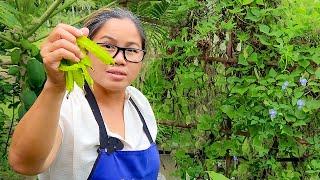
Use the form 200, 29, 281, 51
41, 24, 90, 67
45, 48, 80, 64
48, 23, 83, 43
48, 39, 83, 60
80, 27, 89, 37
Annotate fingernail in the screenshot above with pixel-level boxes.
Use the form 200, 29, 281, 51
76, 57, 80, 62
80, 27, 89, 36
79, 52, 84, 59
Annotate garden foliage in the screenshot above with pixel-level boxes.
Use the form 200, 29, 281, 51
0, 0, 319, 179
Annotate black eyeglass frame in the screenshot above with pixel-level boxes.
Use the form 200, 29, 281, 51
96, 43, 146, 63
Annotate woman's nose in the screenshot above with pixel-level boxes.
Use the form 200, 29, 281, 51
113, 50, 126, 65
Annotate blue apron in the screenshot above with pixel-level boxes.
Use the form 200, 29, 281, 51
84, 85, 160, 180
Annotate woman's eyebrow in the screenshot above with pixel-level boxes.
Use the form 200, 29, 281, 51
100, 35, 116, 41
125, 42, 141, 48
100, 35, 141, 47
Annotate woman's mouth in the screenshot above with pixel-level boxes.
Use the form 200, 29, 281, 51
106, 69, 127, 81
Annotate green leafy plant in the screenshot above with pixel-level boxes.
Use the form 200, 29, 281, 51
59, 36, 115, 93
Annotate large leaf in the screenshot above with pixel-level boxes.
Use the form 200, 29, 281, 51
10, 48, 22, 64
207, 171, 229, 180
0, 2, 21, 29
220, 105, 235, 119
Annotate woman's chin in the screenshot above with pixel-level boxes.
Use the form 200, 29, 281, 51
95, 81, 129, 92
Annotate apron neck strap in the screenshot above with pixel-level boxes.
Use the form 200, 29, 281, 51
129, 97, 153, 144
84, 84, 154, 150
84, 84, 110, 148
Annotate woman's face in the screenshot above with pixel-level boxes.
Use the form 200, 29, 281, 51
88, 18, 143, 91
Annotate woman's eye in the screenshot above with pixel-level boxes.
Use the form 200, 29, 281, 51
104, 44, 114, 49
127, 49, 139, 53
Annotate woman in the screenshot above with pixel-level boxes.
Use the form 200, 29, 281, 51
9, 8, 160, 179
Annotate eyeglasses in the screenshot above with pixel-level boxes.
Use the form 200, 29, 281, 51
96, 43, 146, 63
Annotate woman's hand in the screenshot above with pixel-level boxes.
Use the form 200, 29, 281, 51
40, 23, 89, 91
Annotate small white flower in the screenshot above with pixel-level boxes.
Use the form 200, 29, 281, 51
269, 109, 277, 119
233, 156, 238, 161
282, 81, 289, 90
299, 77, 308, 86
297, 99, 305, 110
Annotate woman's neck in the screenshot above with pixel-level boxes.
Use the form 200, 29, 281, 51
91, 83, 126, 109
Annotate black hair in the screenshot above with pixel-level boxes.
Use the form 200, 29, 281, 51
84, 7, 146, 50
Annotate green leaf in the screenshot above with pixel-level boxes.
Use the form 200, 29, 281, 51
259, 24, 270, 34
66, 71, 74, 93
220, 105, 235, 119
293, 120, 307, 127
281, 125, 293, 136
27, 58, 46, 89
248, 52, 258, 63
8, 66, 19, 75
239, 54, 249, 65
295, 110, 307, 120
10, 48, 21, 64
59, 63, 81, 71
255, 34, 271, 45
315, 68, 320, 79
256, 0, 264, 5
21, 39, 39, 56
242, 138, 250, 156
231, 85, 249, 95
82, 66, 93, 87
268, 68, 277, 77
242, 0, 254, 5
307, 100, 320, 110
73, 69, 85, 88
312, 53, 320, 65
237, 32, 250, 42
298, 60, 310, 68
294, 89, 304, 99
207, 171, 229, 180
245, 8, 262, 22
221, 19, 235, 30
0, 2, 21, 29
79, 54, 91, 66
76, 36, 115, 65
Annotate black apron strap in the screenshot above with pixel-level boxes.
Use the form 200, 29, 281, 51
129, 97, 154, 144
84, 84, 154, 153
84, 84, 110, 149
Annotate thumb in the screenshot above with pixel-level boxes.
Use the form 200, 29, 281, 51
80, 27, 90, 37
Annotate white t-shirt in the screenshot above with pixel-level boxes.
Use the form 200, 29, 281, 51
39, 85, 158, 180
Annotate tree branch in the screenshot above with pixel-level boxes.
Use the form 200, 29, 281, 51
0, 55, 14, 66
201, 56, 278, 66
70, 1, 118, 26
0, 62, 14, 66
24, 0, 63, 38
158, 120, 196, 128
49, 0, 77, 19
3, 93, 16, 157
30, 1, 118, 43
0, 33, 20, 46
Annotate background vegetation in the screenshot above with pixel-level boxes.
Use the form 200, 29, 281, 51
0, 0, 319, 179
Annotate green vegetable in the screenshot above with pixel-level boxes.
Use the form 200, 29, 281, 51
59, 36, 115, 94
21, 88, 37, 110
76, 36, 114, 65
27, 58, 46, 89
